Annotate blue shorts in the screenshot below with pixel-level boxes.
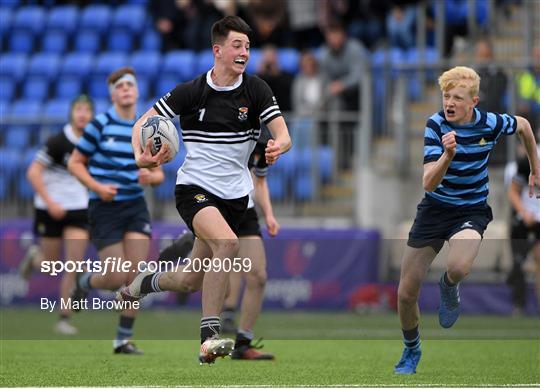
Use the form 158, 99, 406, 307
407, 196, 493, 253
88, 196, 152, 250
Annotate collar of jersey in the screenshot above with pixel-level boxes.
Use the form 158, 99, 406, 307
442, 108, 480, 129
63, 123, 79, 145
206, 69, 243, 91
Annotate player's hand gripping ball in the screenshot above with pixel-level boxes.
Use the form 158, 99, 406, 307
140, 115, 179, 159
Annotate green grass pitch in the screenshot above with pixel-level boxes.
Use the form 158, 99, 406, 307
1, 308, 539, 387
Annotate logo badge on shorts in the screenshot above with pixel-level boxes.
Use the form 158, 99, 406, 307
238, 107, 248, 121
461, 221, 473, 228
142, 223, 152, 234
194, 194, 208, 203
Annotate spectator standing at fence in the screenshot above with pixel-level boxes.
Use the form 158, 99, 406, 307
149, 0, 224, 52
319, 20, 367, 168
20, 95, 94, 336
516, 44, 540, 130
291, 50, 323, 147
286, 0, 323, 49
475, 38, 509, 165
386, 0, 418, 50
257, 45, 293, 112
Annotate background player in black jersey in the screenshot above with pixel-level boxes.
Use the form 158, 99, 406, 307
127, 16, 291, 364
20, 95, 94, 335
507, 142, 540, 314
222, 138, 279, 360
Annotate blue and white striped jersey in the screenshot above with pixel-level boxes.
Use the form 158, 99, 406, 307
424, 108, 517, 206
76, 107, 142, 202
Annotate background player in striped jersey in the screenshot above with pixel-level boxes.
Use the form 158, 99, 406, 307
128, 16, 291, 364
394, 66, 540, 375
20, 95, 94, 335
68, 67, 166, 354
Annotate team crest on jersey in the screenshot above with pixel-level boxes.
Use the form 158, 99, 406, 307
194, 194, 208, 203
238, 107, 249, 121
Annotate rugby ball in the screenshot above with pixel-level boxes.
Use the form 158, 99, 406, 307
140, 115, 179, 158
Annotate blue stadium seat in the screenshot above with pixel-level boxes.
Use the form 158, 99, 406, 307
80, 5, 112, 33
9, 100, 42, 119
88, 76, 109, 99
0, 78, 16, 102
267, 171, 286, 200
137, 100, 150, 115
156, 75, 179, 98
13, 6, 46, 35
94, 52, 128, 76
195, 50, 214, 76
0, 147, 20, 184
138, 77, 151, 101
46, 5, 79, 34
293, 174, 314, 201
140, 28, 161, 51
1, 53, 27, 81
93, 99, 110, 115
55, 77, 82, 99
246, 48, 262, 74
107, 28, 134, 53
112, 5, 146, 34
0, 8, 12, 37
22, 77, 49, 101
277, 48, 300, 74
9, 30, 34, 53
60, 52, 94, 79
319, 146, 333, 183
276, 147, 297, 180
130, 51, 162, 81
163, 50, 196, 82
0, 174, 8, 200
18, 173, 34, 200
5, 126, 32, 148
74, 30, 101, 53
43, 99, 71, 120
41, 31, 68, 54
27, 53, 61, 80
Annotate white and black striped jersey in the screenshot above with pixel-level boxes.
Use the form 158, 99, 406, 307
154, 70, 282, 199
34, 124, 88, 210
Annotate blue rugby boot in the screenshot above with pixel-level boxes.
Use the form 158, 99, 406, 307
438, 274, 461, 328
394, 346, 421, 374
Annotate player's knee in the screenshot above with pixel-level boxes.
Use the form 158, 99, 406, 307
397, 286, 418, 306
447, 265, 469, 282
246, 269, 267, 288
215, 237, 240, 256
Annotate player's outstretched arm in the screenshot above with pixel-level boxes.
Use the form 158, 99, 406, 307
132, 107, 171, 168
68, 149, 117, 202
423, 131, 457, 192
515, 116, 540, 198
27, 160, 66, 220
138, 167, 165, 186
265, 116, 292, 165
253, 174, 279, 236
